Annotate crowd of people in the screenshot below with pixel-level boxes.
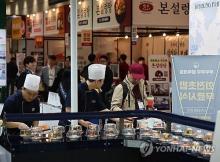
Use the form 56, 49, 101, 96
2, 53, 150, 134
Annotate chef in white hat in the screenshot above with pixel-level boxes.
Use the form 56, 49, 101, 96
1, 74, 41, 135
76, 64, 109, 128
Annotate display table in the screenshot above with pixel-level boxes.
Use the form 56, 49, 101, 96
0, 135, 209, 162
0, 111, 215, 162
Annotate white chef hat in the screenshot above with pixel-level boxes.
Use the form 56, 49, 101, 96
88, 64, 106, 80
23, 74, 41, 91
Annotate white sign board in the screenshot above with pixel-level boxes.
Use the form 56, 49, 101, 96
0, 30, 7, 86
189, 0, 220, 55
93, 0, 119, 29
148, 55, 170, 110
77, 0, 92, 31
133, 0, 189, 27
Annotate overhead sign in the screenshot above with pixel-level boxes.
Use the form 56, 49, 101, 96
81, 30, 92, 46
133, 0, 189, 27
12, 16, 23, 39
148, 55, 170, 110
172, 56, 220, 122
26, 13, 43, 38
77, 0, 92, 32
189, 0, 220, 55
0, 30, 7, 86
44, 7, 65, 36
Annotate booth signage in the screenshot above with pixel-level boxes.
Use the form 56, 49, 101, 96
44, 7, 65, 36
133, 0, 189, 26
26, 13, 43, 38
189, 0, 220, 55
148, 55, 170, 110
12, 17, 22, 39
93, 0, 119, 29
0, 29, 6, 86
77, 0, 92, 32
81, 30, 92, 46
172, 56, 220, 122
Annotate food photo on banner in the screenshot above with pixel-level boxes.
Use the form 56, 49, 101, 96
172, 55, 220, 122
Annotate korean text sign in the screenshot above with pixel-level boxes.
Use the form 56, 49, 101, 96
172, 56, 220, 122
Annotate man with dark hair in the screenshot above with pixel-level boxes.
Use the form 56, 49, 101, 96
16, 56, 37, 90
51, 56, 71, 92
41, 55, 60, 101
138, 57, 149, 80
119, 54, 129, 81
80, 53, 96, 81
99, 55, 113, 92
7, 57, 18, 95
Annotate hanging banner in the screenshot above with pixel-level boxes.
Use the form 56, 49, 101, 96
81, 30, 92, 46
133, 0, 189, 27
0, 30, 6, 86
12, 16, 22, 39
77, 0, 92, 32
148, 55, 170, 110
44, 7, 65, 36
165, 36, 178, 56
93, 0, 131, 29
172, 56, 220, 122
189, 0, 220, 55
26, 13, 43, 38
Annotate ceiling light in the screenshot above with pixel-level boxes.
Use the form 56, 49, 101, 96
148, 34, 152, 38
125, 35, 129, 39
163, 33, 166, 37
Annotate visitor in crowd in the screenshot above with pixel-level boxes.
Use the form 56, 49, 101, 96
6, 57, 18, 96
80, 53, 96, 81
138, 57, 149, 81
99, 55, 113, 93
16, 56, 37, 90
40, 55, 60, 101
111, 63, 147, 111
52, 56, 71, 92
119, 54, 129, 81
57, 69, 71, 127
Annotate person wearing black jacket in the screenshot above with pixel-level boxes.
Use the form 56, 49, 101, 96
80, 53, 96, 81
99, 55, 113, 92
16, 56, 37, 90
7, 57, 18, 96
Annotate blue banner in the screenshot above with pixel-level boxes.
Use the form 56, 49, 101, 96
172, 56, 220, 122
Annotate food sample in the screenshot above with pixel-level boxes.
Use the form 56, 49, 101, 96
122, 128, 135, 138
200, 144, 214, 157
170, 136, 181, 145
183, 127, 194, 137
203, 132, 213, 143
181, 138, 192, 149
150, 130, 161, 140
159, 133, 172, 142
194, 130, 204, 140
